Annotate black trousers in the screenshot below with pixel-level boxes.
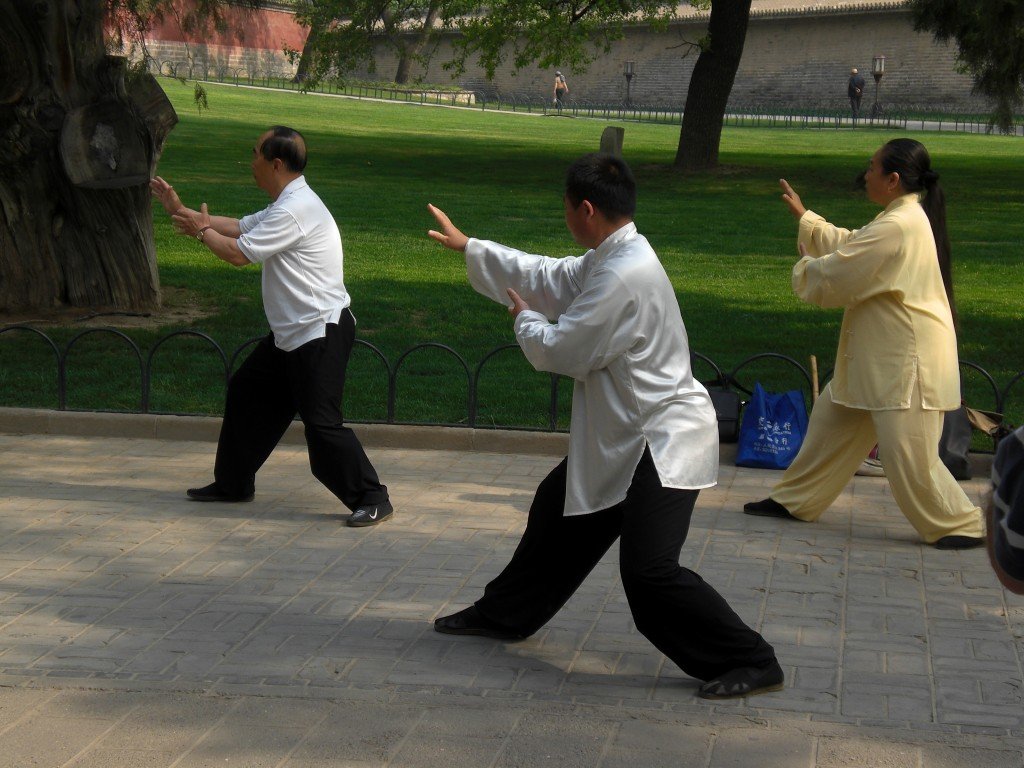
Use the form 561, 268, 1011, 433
213, 309, 388, 510
476, 448, 776, 681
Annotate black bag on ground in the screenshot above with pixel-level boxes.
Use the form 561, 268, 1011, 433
940, 404, 1011, 481
939, 405, 973, 481
704, 379, 742, 443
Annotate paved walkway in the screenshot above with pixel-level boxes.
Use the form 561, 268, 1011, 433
1, 428, 1022, 767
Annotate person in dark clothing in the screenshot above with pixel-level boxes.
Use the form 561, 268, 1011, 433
989, 427, 1024, 594
848, 67, 866, 121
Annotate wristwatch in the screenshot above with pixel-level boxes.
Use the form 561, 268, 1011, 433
196, 226, 211, 242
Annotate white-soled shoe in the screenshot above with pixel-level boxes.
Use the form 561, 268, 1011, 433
346, 500, 394, 527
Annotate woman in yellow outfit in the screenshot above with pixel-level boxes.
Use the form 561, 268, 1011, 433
744, 138, 984, 549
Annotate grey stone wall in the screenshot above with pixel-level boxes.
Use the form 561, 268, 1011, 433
143, 40, 296, 79
141, 5, 993, 112
357, 9, 989, 111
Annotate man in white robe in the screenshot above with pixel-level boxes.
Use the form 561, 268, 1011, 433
426, 153, 782, 699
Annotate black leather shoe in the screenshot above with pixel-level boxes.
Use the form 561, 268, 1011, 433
434, 606, 527, 641
934, 535, 985, 550
698, 659, 785, 699
346, 500, 394, 527
743, 498, 795, 519
186, 483, 254, 502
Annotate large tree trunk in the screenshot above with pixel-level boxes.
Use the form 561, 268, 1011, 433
393, 2, 441, 85
394, 46, 413, 85
0, 0, 176, 313
292, 21, 320, 84
674, 0, 752, 171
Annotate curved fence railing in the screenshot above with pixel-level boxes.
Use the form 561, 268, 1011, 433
147, 63, 1024, 136
0, 325, 1019, 449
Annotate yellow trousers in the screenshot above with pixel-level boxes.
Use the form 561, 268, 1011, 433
771, 383, 983, 543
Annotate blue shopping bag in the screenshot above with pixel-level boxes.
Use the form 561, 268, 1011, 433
735, 382, 809, 470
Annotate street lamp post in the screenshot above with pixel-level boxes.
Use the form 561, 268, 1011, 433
871, 54, 886, 119
624, 61, 635, 107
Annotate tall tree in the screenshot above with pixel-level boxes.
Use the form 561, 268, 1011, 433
909, 0, 1024, 132
290, 1, 455, 85
447, 1, 747, 172
0, 0, 173, 313
0, 0, 257, 313
674, 1, 751, 170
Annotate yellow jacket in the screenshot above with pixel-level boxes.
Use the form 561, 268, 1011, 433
794, 193, 960, 411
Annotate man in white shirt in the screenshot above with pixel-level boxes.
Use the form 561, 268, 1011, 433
426, 154, 783, 698
150, 126, 391, 527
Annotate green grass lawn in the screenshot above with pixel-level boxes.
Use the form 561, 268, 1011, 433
2, 78, 1022, 433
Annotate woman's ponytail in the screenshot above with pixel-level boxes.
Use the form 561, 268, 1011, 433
881, 139, 957, 326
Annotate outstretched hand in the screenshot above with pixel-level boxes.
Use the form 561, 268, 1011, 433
426, 203, 469, 252
171, 202, 212, 239
507, 288, 530, 318
779, 178, 807, 219
150, 176, 186, 216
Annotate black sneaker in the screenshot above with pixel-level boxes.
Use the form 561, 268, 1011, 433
934, 535, 985, 550
743, 498, 795, 519
433, 606, 527, 641
346, 499, 394, 527
186, 483, 254, 502
698, 659, 785, 699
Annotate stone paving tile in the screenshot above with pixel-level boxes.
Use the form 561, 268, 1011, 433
710, 729, 816, 768
0, 431, 1023, 766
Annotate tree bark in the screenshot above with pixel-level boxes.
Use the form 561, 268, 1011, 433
674, 0, 752, 171
393, 2, 441, 84
292, 21, 320, 84
0, 0, 176, 313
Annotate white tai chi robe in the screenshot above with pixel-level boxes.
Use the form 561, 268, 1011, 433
464, 222, 718, 516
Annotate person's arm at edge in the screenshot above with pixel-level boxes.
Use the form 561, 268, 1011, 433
201, 229, 250, 266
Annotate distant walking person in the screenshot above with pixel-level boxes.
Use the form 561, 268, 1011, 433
150, 126, 393, 528
848, 67, 866, 121
426, 153, 784, 699
553, 70, 569, 111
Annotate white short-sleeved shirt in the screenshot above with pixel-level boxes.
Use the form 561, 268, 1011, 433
237, 177, 350, 352
465, 223, 719, 516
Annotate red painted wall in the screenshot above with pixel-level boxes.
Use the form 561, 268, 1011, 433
143, 1, 307, 53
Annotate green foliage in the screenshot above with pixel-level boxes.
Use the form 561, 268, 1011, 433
910, 0, 1024, 132
448, 1, 684, 78
290, 1, 474, 85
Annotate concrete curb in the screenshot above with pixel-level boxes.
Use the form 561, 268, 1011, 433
0, 407, 994, 474
0, 406, 572, 456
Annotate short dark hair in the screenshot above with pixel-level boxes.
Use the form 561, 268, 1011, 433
259, 125, 307, 173
564, 153, 637, 220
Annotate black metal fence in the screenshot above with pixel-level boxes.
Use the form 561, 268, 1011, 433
1, 325, 1020, 449
148, 62, 1024, 136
